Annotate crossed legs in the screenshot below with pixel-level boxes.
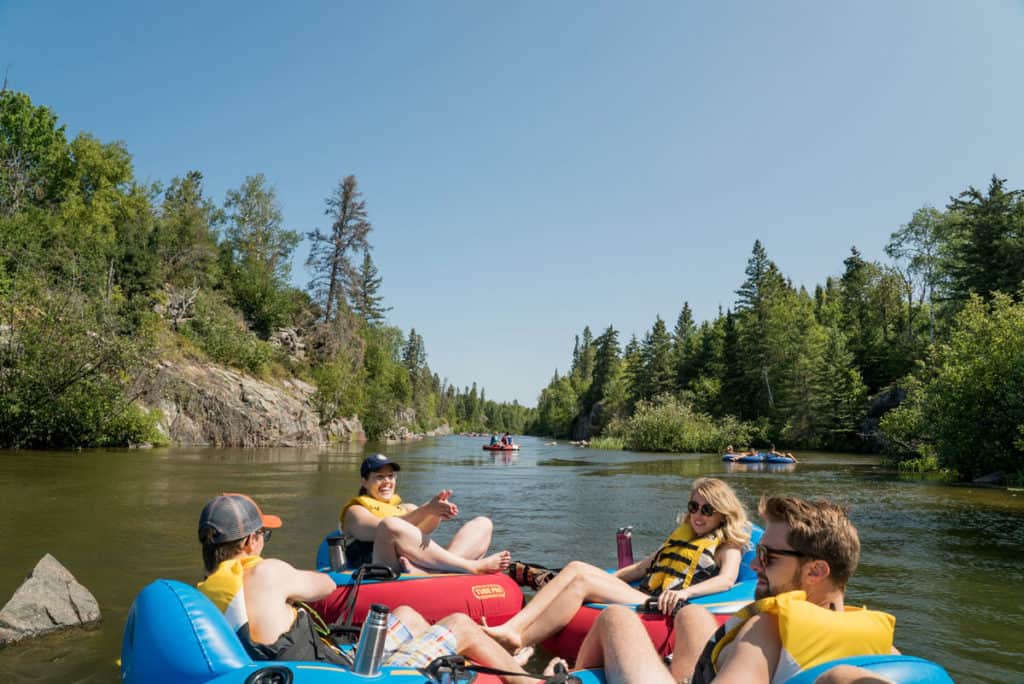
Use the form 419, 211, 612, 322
373, 515, 510, 575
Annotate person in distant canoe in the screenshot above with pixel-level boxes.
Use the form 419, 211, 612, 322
340, 454, 510, 575
501, 432, 513, 446
483, 478, 751, 652
489, 433, 500, 446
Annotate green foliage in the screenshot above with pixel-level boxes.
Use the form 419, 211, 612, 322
0, 277, 159, 447
532, 372, 578, 438
0, 90, 72, 216
310, 350, 365, 424
222, 174, 300, 336
943, 176, 1024, 304
883, 295, 1024, 480
180, 290, 278, 375
589, 435, 624, 450
616, 395, 753, 453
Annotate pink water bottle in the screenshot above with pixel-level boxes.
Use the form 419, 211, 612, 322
616, 526, 634, 568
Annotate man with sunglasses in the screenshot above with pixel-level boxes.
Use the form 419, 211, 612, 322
195, 493, 534, 681
574, 495, 896, 684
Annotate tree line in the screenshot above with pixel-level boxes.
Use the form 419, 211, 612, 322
530, 177, 1024, 483
0, 90, 529, 447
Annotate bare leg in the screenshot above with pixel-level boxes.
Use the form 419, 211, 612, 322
575, 605, 675, 684
438, 613, 530, 684
483, 560, 648, 650
447, 516, 494, 559
373, 517, 510, 575
669, 603, 719, 682
391, 605, 429, 636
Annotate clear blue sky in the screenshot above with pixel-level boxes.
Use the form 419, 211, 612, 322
3, 1, 1023, 405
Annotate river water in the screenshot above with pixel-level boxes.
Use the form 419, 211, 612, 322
1, 436, 1022, 682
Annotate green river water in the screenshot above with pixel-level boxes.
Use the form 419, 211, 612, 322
1, 436, 1022, 682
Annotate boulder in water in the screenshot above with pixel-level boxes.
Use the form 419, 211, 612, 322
0, 554, 101, 646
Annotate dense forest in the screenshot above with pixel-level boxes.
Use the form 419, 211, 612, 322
530, 179, 1024, 484
0, 90, 531, 447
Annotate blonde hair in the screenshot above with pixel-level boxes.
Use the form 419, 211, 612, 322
681, 477, 751, 548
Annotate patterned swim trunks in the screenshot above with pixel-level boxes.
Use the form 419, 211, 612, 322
381, 614, 458, 668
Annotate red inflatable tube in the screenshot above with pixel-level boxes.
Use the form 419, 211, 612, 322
309, 572, 524, 628
482, 444, 520, 451
542, 604, 730, 660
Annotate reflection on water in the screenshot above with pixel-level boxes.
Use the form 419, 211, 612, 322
0, 438, 1022, 682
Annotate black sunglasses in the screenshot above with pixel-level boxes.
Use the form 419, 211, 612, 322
756, 543, 805, 566
687, 500, 716, 516
259, 528, 273, 542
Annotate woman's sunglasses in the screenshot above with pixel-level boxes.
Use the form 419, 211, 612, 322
756, 543, 805, 566
687, 500, 716, 516
259, 528, 273, 542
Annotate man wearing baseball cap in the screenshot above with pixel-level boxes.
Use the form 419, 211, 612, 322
196, 493, 532, 679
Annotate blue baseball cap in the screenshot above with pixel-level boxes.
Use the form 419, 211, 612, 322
360, 454, 402, 478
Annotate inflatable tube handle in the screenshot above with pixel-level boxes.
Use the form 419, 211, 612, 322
358, 564, 399, 581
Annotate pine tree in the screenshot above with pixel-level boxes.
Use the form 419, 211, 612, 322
640, 317, 675, 400
306, 175, 372, 322
348, 251, 390, 324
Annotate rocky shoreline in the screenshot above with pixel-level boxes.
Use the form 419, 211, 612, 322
134, 359, 448, 448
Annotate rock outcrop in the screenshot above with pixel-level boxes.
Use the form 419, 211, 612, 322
0, 555, 101, 646
136, 359, 365, 447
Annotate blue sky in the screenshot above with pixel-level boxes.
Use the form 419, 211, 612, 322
3, 1, 1023, 405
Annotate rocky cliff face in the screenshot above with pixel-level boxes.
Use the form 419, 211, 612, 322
136, 360, 365, 447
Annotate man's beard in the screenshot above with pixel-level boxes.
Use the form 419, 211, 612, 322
755, 566, 802, 600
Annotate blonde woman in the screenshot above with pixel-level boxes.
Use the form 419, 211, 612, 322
484, 478, 751, 651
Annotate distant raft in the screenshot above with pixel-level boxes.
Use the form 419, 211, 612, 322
482, 443, 520, 451
722, 452, 797, 464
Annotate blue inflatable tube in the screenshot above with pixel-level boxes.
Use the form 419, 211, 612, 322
121, 579, 953, 684
784, 654, 954, 684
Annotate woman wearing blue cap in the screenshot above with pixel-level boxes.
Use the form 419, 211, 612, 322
340, 454, 510, 575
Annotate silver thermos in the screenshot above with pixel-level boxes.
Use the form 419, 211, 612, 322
352, 604, 390, 676
328, 535, 347, 572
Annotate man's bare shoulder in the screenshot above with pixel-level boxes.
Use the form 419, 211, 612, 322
247, 557, 300, 580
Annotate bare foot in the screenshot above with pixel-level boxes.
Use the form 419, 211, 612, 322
543, 657, 569, 677
398, 557, 430, 575
473, 550, 511, 574
513, 645, 535, 667
481, 624, 523, 652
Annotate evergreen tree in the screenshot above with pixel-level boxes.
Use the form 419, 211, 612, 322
583, 325, 621, 414
306, 174, 371, 322
734, 241, 788, 419
348, 250, 390, 324
815, 326, 868, 449
639, 317, 675, 400
944, 175, 1024, 303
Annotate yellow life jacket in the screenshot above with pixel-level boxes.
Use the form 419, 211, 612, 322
710, 590, 895, 683
339, 494, 405, 525
197, 555, 294, 633
197, 555, 349, 664
639, 521, 722, 594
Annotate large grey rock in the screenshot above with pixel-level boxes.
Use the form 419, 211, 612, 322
135, 359, 365, 447
0, 555, 101, 646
